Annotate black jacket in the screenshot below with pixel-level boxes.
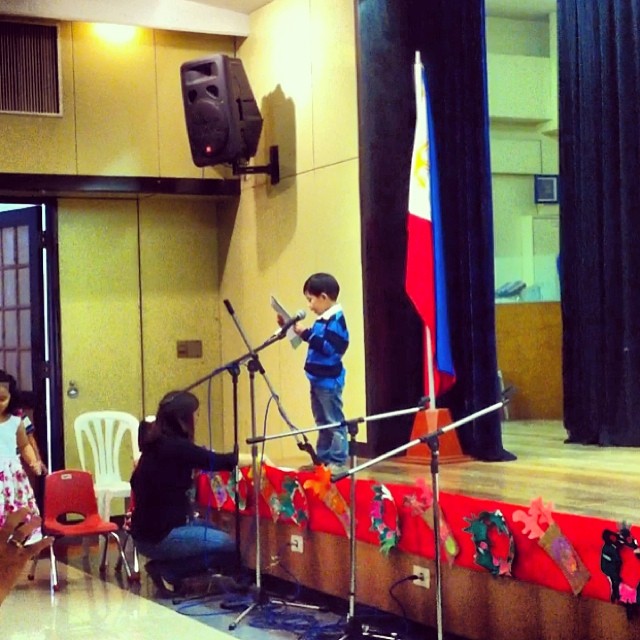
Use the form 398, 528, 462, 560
130, 435, 235, 543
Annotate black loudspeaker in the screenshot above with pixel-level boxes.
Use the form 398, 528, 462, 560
180, 55, 263, 167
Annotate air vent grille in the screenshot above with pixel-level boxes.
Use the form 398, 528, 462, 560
0, 21, 61, 115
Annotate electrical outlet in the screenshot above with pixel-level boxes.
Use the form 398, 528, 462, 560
412, 565, 430, 588
290, 534, 304, 554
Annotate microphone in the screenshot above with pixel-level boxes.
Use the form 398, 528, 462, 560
275, 310, 306, 336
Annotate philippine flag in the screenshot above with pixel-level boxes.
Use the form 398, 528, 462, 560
405, 52, 455, 399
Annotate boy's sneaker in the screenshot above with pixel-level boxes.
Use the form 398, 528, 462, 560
327, 462, 349, 477
298, 463, 320, 472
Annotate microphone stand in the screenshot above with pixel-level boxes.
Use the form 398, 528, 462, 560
181, 360, 244, 570
222, 300, 324, 631
178, 300, 319, 572
334, 398, 510, 640
223, 300, 321, 465
247, 399, 430, 640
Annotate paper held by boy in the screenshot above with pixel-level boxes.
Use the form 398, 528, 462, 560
270, 295, 303, 349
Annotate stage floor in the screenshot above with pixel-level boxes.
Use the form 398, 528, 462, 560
290, 420, 640, 523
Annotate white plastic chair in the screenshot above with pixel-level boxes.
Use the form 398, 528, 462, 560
73, 411, 140, 522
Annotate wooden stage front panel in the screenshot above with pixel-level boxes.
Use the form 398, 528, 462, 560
214, 421, 640, 640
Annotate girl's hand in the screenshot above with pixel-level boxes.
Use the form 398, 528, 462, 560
30, 461, 47, 476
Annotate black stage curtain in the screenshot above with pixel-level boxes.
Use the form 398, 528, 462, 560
559, 1, 640, 445
356, 0, 514, 461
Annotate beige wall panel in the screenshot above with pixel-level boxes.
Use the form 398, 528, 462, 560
310, 0, 358, 167
217, 0, 363, 465
154, 30, 236, 179
491, 137, 542, 175
138, 196, 223, 448
58, 198, 143, 471
73, 23, 159, 176
486, 17, 549, 57
241, 0, 314, 179
218, 160, 364, 463
0, 22, 76, 174
488, 53, 551, 123
308, 160, 365, 424
492, 175, 538, 258
217, 173, 312, 461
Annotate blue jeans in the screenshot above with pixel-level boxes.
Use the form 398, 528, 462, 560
134, 519, 235, 583
310, 384, 347, 465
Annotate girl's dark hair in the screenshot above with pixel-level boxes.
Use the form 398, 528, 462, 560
143, 390, 199, 445
0, 370, 21, 415
303, 272, 340, 300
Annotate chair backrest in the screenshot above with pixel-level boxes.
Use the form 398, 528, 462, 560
44, 469, 99, 521
73, 411, 140, 485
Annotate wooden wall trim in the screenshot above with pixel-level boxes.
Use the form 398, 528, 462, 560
0, 172, 240, 198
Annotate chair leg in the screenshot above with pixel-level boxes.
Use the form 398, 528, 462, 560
132, 542, 140, 578
28, 541, 59, 589
116, 532, 127, 571
49, 544, 59, 592
114, 533, 140, 583
116, 536, 124, 571
108, 531, 133, 582
99, 534, 109, 574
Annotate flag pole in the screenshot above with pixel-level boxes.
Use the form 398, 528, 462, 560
426, 326, 436, 408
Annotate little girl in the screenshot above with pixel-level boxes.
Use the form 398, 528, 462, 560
0, 371, 44, 529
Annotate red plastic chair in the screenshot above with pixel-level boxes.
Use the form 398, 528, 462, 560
28, 469, 133, 590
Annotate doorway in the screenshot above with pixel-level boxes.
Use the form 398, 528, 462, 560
0, 200, 63, 471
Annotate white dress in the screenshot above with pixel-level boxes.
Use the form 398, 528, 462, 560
0, 414, 39, 528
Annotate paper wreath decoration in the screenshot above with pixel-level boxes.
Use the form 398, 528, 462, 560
513, 497, 590, 596
370, 483, 400, 555
404, 477, 459, 564
209, 473, 229, 510
255, 466, 309, 527
279, 475, 309, 527
464, 510, 515, 576
303, 464, 350, 537
601, 522, 640, 615
226, 467, 248, 511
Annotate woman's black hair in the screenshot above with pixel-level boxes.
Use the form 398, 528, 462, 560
144, 390, 199, 444
0, 370, 21, 415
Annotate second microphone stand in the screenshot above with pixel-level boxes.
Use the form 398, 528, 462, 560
247, 400, 430, 640
338, 397, 510, 640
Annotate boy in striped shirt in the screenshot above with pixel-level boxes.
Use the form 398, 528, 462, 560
290, 273, 349, 474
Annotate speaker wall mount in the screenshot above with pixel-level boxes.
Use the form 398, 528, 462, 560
232, 145, 279, 185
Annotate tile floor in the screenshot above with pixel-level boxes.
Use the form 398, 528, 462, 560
0, 547, 438, 640
1, 561, 236, 640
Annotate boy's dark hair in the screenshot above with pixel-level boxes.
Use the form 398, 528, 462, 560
303, 272, 340, 300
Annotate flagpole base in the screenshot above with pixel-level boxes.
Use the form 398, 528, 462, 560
399, 408, 472, 465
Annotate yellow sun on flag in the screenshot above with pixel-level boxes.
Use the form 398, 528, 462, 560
413, 142, 430, 189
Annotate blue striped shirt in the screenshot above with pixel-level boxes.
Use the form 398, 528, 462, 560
300, 304, 349, 389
